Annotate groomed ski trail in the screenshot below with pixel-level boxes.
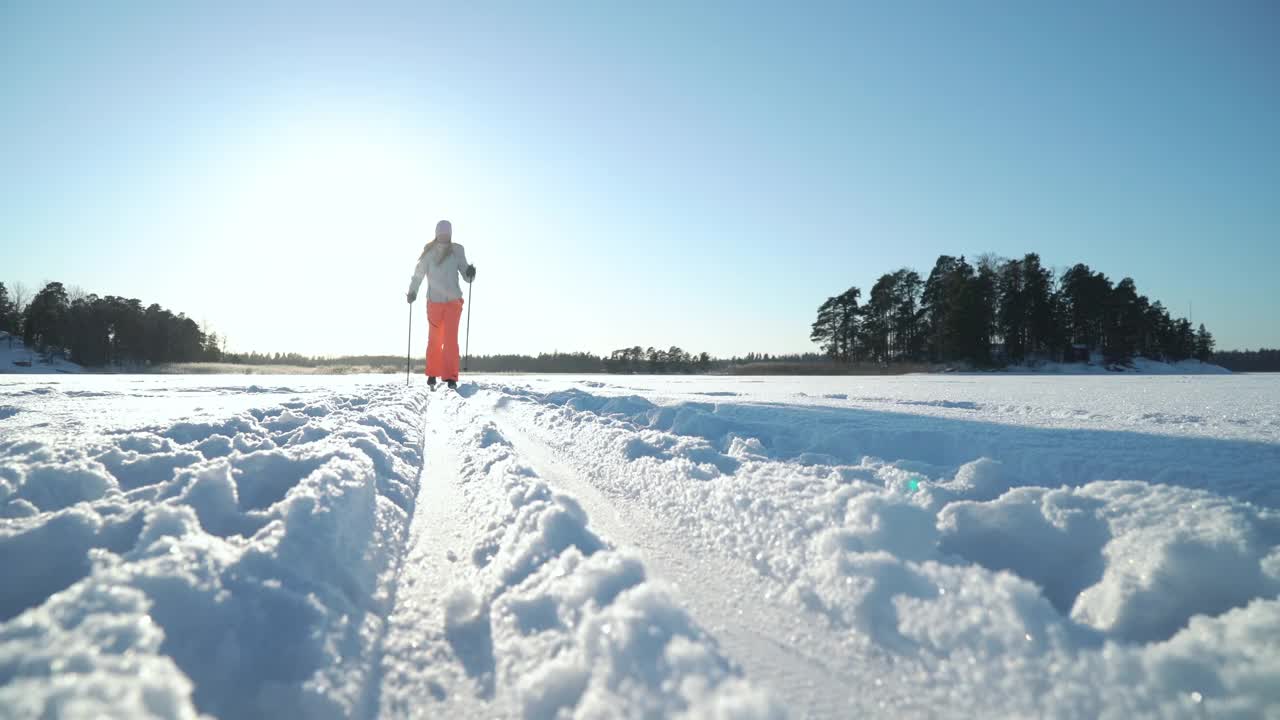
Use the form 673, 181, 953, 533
375, 387, 780, 719
377, 390, 507, 718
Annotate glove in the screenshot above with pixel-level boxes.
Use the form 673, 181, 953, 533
464, 265, 477, 282
406, 291, 416, 303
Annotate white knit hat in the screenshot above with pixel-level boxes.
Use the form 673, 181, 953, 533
435, 219, 452, 238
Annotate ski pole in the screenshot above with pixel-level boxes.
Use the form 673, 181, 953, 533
464, 278, 473, 372
406, 301, 413, 385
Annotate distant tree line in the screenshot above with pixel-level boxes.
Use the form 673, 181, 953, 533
1, 281, 222, 367
217, 351, 608, 372
1211, 349, 1280, 373
225, 351, 330, 367
219, 349, 716, 374
811, 254, 1216, 367
466, 352, 606, 373
6, 269, 1241, 376
212, 349, 840, 374
727, 352, 825, 363
604, 346, 713, 373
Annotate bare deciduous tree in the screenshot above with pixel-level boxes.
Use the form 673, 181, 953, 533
10, 281, 29, 314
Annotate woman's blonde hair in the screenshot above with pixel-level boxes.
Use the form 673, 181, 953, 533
420, 236, 454, 265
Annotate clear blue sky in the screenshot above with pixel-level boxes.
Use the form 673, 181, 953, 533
3, 1, 1277, 357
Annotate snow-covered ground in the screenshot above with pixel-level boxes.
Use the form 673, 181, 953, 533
0, 334, 83, 375
2, 373, 1278, 719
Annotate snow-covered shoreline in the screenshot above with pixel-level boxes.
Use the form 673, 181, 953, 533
2, 373, 1278, 718
0, 335, 83, 375
987, 356, 1231, 375
1, 331, 1234, 378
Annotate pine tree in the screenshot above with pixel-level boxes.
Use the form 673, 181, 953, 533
1169, 319, 1195, 361
1105, 278, 1142, 364
834, 287, 862, 361
996, 258, 1026, 361
863, 274, 898, 363
942, 256, 990, 365
972, 259, 998, 364
810, 296, 841, 359
1059, 264, 1112, 352
1194, 324, 1215, 362
204, 332, 222, 362
811, 287, 862, 361
922, 256, 960, 361
23, 282, 71, 351
0, 283, 12, 334
889, 269, 923, 360
1021, 254, 1056, 358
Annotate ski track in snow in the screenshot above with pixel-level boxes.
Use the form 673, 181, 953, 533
1, 374, 1279, 719
376, 389, 778, 719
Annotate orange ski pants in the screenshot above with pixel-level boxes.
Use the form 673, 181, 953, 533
425, 298, 464, 380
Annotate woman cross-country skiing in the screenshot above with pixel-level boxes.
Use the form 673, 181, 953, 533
407, 219, 476, 390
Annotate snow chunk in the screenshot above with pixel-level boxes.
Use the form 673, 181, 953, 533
194, 434, 235, 459
0, 581, 199, 720
943, 457, 1017, 501
820, 492, 939, 562
520, 583, 783, 720
0, 507, 103, 623
96, 446, 203, 491
498, 492, 605, 588
939, 485, 1111, 615
162, 415, 264, 445
15, 460, 114, 512
1070, 481, 1278, 642
172, 461, 244, 538
939, 479, 1280, 642
262, 408, 309, 433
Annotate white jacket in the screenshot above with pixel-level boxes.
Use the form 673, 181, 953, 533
409, 243, 472, 303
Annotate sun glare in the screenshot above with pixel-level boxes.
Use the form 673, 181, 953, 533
237, 131, 435, 249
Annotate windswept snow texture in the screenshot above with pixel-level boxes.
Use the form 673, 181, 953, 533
2, 373, 1279, 719
1, 381, 426, 719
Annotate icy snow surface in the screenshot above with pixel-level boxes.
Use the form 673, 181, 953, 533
1, 373, 1278, 719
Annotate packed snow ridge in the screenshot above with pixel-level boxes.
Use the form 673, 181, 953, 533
1, 387, 426, 718
1, 374, 1278, 719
